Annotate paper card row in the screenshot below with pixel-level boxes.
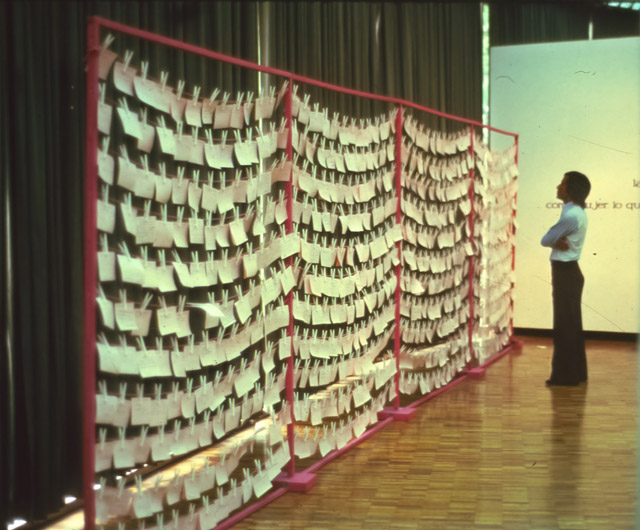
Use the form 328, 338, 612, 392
403, 223, 471, 255
293, 128, 394, 172
474, 137, 511, 164
302, 244, 396, 286
402, 291, 465, 323
98, 298, 286, 346
98, 233, 299, 288
474, 180, 518, 204
293, 199, 397, 237
477, 267, 513, 289
476, 217, 514, 240
301, 253, 396, 300
479, 306, 512, 332
476, 158, 518, 182
293, 388, 389, 459
98, 50, 279, 126
98, 202, 272, 251
297, 301, 395, 351
197, 445, 291, 529
294, 273, 396, 327
292, 97, 393, 147
294, 162, 394, 202
399, 359, 460, 395
476, 276, 513, 302
294, 327, 393, 388
293, 166, 395, 205
95, 433, 287, 525
473, 331, 512, 361
96, 366, 284, 430
294, 119, 392, 163
107, 110, 275, 168
97, 307, 289, 378
402, 267, 468, 297
402, 247, 468, 276
99, 154, 274, 210
399, 339, 463, 371
403, 171, 471, 204
402, 298, 470, 330
296, 360, 395, 425
96, 391, 286, 472
296, 379, 372, 424
97, 267, 293, 335
401, 311, 468, 344
477, 284, 513, 308
402, 195, 467, 231
402, 198, 469, 233
100, 88, 277, 142
404, 149, 473, 184
296, 214, 398, 253
403, 118, 471, 155
477, 239, 513, 262
401, 282, 468, 317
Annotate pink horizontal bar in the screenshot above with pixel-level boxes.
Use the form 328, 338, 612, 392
90, 16, 517, 137
305, 417, 394, 474
214, 487, 288, 530
406, 373, 470, 409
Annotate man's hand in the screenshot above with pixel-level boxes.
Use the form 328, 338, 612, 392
554, 237, 569, 251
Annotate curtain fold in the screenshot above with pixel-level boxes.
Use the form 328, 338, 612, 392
1, 3, 14, 523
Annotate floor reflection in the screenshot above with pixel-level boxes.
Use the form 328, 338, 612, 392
549, 384, 587, 513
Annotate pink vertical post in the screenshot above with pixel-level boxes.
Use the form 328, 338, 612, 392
284, 79, 296, 476
83, 16, 100, 530
393, 105, 404, 409
510, 135, 519, 339
274, 79, 317, 491
466, 126, 476, 367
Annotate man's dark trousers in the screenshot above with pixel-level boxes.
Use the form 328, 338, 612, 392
550, 260, 587, 384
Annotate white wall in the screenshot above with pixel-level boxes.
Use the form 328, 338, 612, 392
490, 37, 640, 333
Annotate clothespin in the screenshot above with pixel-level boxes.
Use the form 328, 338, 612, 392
235, 91, 245, 110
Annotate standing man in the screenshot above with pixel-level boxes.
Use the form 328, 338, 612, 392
541, 171, 591, 386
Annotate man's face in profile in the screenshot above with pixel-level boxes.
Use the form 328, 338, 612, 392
556, 174, 570, 203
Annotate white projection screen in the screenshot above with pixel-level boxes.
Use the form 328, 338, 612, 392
490, 37, 640, 333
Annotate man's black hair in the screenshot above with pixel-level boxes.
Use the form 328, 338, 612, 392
565, 171, 591, 208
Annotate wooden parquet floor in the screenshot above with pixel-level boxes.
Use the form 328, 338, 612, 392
231, 336, 638, 530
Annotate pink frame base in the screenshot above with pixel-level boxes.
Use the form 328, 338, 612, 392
273, 470, 318, 492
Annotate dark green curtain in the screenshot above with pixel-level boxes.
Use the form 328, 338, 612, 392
0, 1, 483, 525
1, 2, 87, 524
491, 2, 640, 45
265, 2, 482, 129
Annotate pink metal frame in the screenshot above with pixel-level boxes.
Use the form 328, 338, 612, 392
467, 126, 476, 368
83, 16, 520, 529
